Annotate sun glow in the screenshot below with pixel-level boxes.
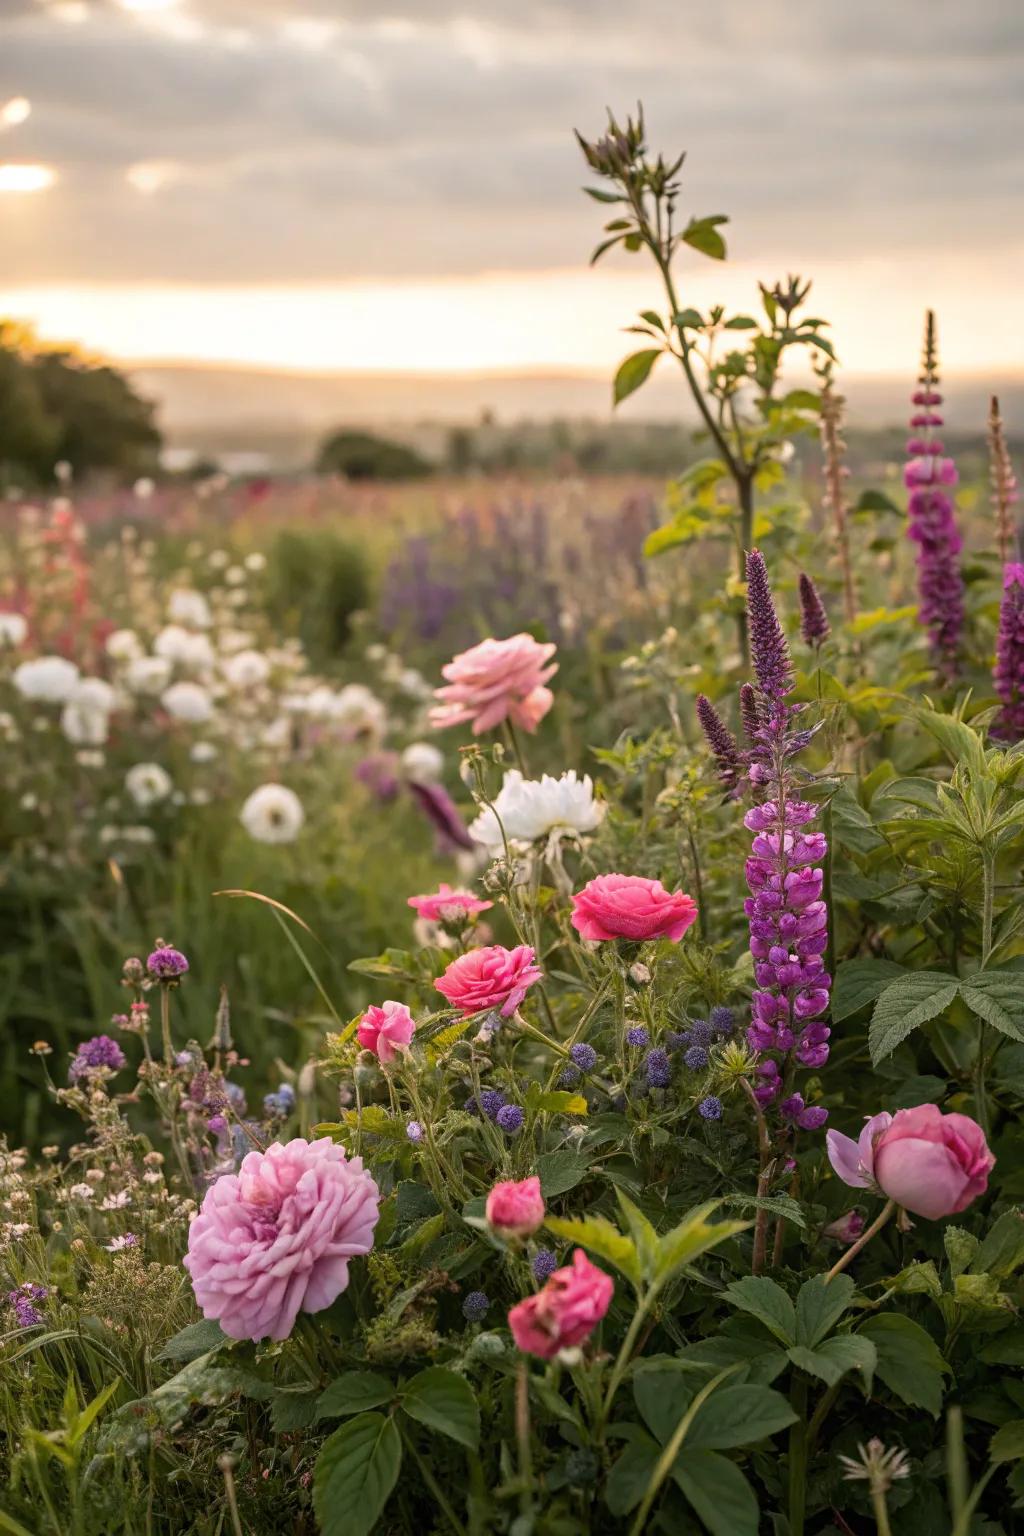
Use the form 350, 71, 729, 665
0, 163, 56, 194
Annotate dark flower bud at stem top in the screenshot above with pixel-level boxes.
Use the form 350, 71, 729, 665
695, 693, 741, 790
798, 573, 831, 647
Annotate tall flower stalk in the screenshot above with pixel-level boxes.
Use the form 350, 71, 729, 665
819, 375, 857, 626
988, 394, 1018, 567
905, 310, 964, 682
993, 564, 1024, 743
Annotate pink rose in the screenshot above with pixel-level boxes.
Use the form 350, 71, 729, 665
429, 633, 557, 735
434, 944, 542, 1017
827, 1105, 994, 1220
184, 1136, 379, 1341
570, 873, 698, 943
507, 1248, 613, 1359
357, 1001, 417, 1064
486, 1176, 545, 1239
408, 884, 493, 923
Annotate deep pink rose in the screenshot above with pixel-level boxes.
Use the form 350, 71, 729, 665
429, 633, 557, 735
184, 1137, 379, 1341
408, 884, 493, 923
357, 1000, 417, 1064
434, 944, 542, 1017
827, 1105, 994, 1220
507, 1248, 613, 1359
570, 873, 698, 943
486, 1176, 545, 1238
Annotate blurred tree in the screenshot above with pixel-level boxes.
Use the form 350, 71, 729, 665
0, 322, 59, 483
316, 428, 432, 481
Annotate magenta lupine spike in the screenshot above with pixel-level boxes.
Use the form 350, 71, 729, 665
905, 310, 964, 683
989, 395, 1019, 568
993, 563, 1024, 742
742, 556, 830, 1127
695, 693, 741, 792
798, 573, 830, 648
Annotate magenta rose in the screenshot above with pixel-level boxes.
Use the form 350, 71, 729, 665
429, 633, 557, 735
408, 884, 493, 923
184, 1137, 379, 1341
357, 1000, 417, 1064
508, 1248, 613, 1359
434, 944, 542, 1017
570, 873, 698, 943
486, 1176, 545, 1239
827, 1105, 994, 1220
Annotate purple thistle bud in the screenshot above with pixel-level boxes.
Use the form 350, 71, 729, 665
709, 1006, 735, 1035
645, 1047, 671, 1087
147, 946, 189, 981
746, 550, 793, 700
68, 1035, 126, 1083
559, 1064, 582, 1088
462, 1290, 489, 1321
406, 1120, 424, 1142
798, 573, 830, 648
532, 1248, 558, 1282
993, 563, 1024, 742
569, 1043, 598, 1072
686, 1019, 713, 1046
495, 1104, 524, 1136
683, 1045, 709, 1072
698, 1095, 723, 1121
473, 1087, 506, 1121
665, 1029, 689, 1051
695, 693, 741, 791
625, 1025, 649, 1048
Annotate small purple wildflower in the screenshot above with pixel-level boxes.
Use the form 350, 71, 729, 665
207, 1114, 227, 1134
105, 1233, 139, 1252
263, 1084, 296, 1118
462, 1290, 490, 1322
994, 563, 1024, 742
559, 1065, 582, 1088
747, 550, 793, 699
698, 1095, 723, 1121
625, 1026, 649, 1048
7, 1284, 48, 1328
780, 1093, 829, 1131
665, 1029, 689, 1051
683, 1045, 709, 1072
709, 1006, 735, 1035
645, 1048, 671, 1088
569, 1043, 598, 1072
798, 573, 831, 648
495, 1104, 525, 1136
406, 1120, 424, 1143
696, 693, 742, 792
147, 946, 189, 981
532, 1248, 558, 1282
68, 1035, 126, 1083
686, 1020, 713, 1047
473, 1088, 506, 1121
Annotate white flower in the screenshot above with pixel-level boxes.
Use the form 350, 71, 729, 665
125, 762, 173, 808
261, 716, 291, 749
13, 655, 80, 703
225, 565, 246, 586
240, 783, 305, 844
189, 741, 218, 764
68, 1183, 94, 1201
221, 648, 270, 689
401, 741, 444, 784
208, 548, 230, 570
133, 477, 155, 500
469, 770, 604, 854
125, 654, 172, 694
167, 588, 212, 628
161, 681, 214, 724
100, 1190, 131, 1210
0, 612, 27, 647
60, 677, 117, 746
100, 824, 157, 846
154, 625, 214, 671
76, 750, 105, 768
106, 628, 142, 661
330, 684, 387, 738
217, 627, 254, 655
244, 551, 266, 572
73, 677, 117, 714
105, 1233, 137, 1251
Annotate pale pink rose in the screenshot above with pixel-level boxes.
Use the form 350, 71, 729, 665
570, 873, 698, 943
429, 634, 557, 735
184, 1137, 379, 1341
508, 1248, 613, 1359
434, 944, 542, 1017
408, 884, 493, 923
486, 1176, 545, 1238
357, 1001, 417, 1064
827, 1106, 994, 1220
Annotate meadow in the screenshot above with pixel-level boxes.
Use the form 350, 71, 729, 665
3, 116, 1024, 1536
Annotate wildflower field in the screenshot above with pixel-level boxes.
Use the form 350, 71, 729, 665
5, 116, 1024, 1536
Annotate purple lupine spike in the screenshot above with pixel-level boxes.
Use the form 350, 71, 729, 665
988, 395, 1019, 568
695, 693, 741, 791
993, 563, 1024, 742
746, 549, 793, 699
905, 311, 964, 683
798, 573, 830, 648
739, 682, 763, 744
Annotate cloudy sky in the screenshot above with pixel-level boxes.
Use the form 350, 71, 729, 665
0, 0, 1021, 377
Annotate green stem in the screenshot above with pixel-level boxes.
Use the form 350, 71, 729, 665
788, 1374, 808, 1536
825, 1199, 896, 1282
627, 1366, 741, 1536
597, 1289, 652, 1435
159, 987, 173, 1067
975, 848, 996, 1137
871, 1484, 894, 1536
515, 1360, 534, 1524
401, 1425, 468, 1536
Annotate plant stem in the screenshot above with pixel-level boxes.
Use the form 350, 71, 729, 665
401, 1425, 468, 1536
627, 1365, 741, 1536
975, 848, 996, 1136
788, 1374, 808, 1536
871, 1484, 894, 1536
741, 1077, 773, 1274
597, 1290, 652, 1434
159, 987, 173, 1066
825, 1200, 896, 1282
515, 1359, 534, 1524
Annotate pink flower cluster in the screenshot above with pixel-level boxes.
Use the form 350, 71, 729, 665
435, 944, 542, 1017
357, 1001, 417, 1064
408, 884, 493, 923
508, 1248, 613, 1359
184, 1137, 380, 1341
429, 633, 557, 735
571, 874, 698, 943
827, 1105, 993, 1221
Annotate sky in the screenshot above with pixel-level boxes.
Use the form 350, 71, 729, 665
0, 0, 1022, 379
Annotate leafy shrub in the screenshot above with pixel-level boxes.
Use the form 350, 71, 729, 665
264, 526, 372, 664
316, 430, 432, 482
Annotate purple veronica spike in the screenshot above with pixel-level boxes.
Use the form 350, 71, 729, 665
746, 550, 793, 699
695, 693, 741, 791
994, 563, 1024, 742
798, 573, 830, 648
739, 682, 763, 745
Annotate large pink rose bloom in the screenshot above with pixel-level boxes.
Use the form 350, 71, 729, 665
435, 943, 542, 1017
827, 1106, 994, 1220
571, 873, 698, 943
184, 1137, 379, 1341
508, 1249, 613, 1359
429, 634, 557, 735
486, 1176, 545, 1239
357, 1000, 417, 1064
408, 884, 493, 923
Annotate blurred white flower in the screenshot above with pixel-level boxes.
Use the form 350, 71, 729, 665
0, 611, 27, 646
401, 741, 444, 784
240, 783, 305, 844
244, 551, 266, 572
330, 683, 387, 738
154, 625, 214, 671
161, 681, 214, 724
189, 741, 218, 763
261, 716, 291, 749
68, 1184, 94, 1201
217, 627, 254, 655
133, 477, 155, 500
100, 824, 157, 846
125, 762, 173, 808
75, 750, 105, 768
61, 699, 109, 746
469, 770, 604, 854
125, 654, 172, 694
167, 588, 212, 628
398, 667, 431, 699
106, 627, 142, 661
208, 548, 230, 569
73, 677, 117, 714
13, 655, 79, 703
221, 648, 270, 689
225, 565, 246, 586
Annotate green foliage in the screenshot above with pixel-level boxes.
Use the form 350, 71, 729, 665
264, 525, 371, 664
316, 429, 432, 481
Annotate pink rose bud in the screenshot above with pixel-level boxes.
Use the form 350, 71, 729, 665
429, 633, 558, 735
826, 1105, 994, 1221
485, 1176, 545, 1239
823, 1210, 865, 1244
570, 873, 698, 943
407, 884, 493, 923
434, 944, 543, 1017
356, 1000, 417, 1064
507, 1248, 613, 1359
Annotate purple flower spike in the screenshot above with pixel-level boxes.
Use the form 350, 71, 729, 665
798, 573, 830, 648
695, 693, 741, 792
994, 563, 1024, 743
147, 946, 189, 981
746, 549, 793, 700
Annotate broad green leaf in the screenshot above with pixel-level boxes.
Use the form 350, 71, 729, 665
721, 1193, 807, 1230
533, 1090, 588, 1115
313, 1413, 402, 1536
722, 1277, 796, 1347
605, 1431, 659, 1517
634, 1364, 695, 1444
616, 1190, 660, 1281
400, 1367, 479, 1449
991, 1421, 1024, 1462
535, 1149, 589, 1197
317, 1372, 394, 1420
795, 1273, 855, 1348
918, 710, 987, 774
156, 1318, 228, 1364
944, 1227, 980, 1279
545, 1214, 639, 1286
960, 974, 1024, 1044
673, 1449, 759, 1536
787, 1335, 876, 1390
869, 972, 960, 1065
972, 1209, 1024, 1279
832, 959, 906, 1022
681, 214, 728, 260
655, 1203, 749, 1283
859, 1314, 949, 1416
684, 1384, 796, 1450
613, 349, 661, 405
854, 489, 902, 516
272, 1390, 319, 1432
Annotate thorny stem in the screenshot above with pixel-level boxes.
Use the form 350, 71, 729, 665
825, 1199, 897, 1282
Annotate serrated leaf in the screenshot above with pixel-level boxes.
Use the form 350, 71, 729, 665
156, 1318, 229, 1363
400, 1367, 479, 1449
535, 1149, 589, 1197
960, 973, 1024, 1043
317, 1372, 394, 1420
616, 1190, 660, 1281
859, 1314, 949, 1416
787, 1335, 876, 1389
545, 1214, 639, 1286
795, 1273, 855, 1348
673, 1449, 759, 1536
685, 1384, 796, 1449
655, 1203, 749, 1283
991, 1420, 1024, 1462
722, 1277, 796, 1347
832, 959, 906, 1022
313, 1412, 402, 1536
613, 349, 661, 405
972, 1209, 1024, 1279
869, 972, 960, 1064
